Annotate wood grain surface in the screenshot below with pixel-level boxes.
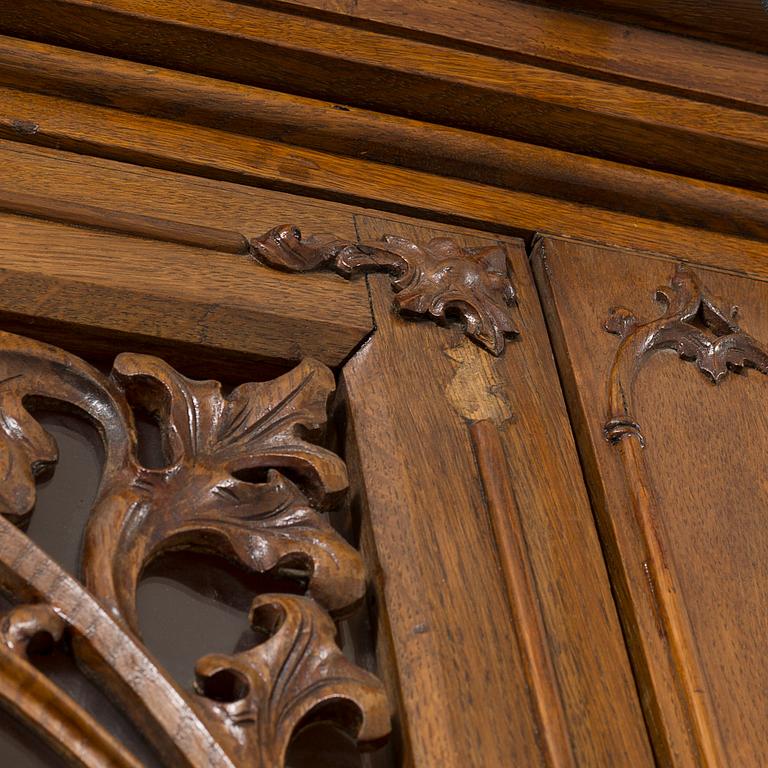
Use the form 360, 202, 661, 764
534, 236, 768, 766
2, 36, 768, 244
0, 210, 372, 373
342, 217, 652, 766
2, 0, 768, 191
525, 0, 768, 55
5, 106, 768, 285
266, 0, 768, 112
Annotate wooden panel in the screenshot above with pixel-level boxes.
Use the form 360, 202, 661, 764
0, 140, 362, 240
267, 0, 768, 112
3, 0, 768, 191
0, 212, 372, 373
533, 236, 768, 766
3, 38, 768, 244
525, 0, 768, 55
342, 218, 653, 766
6, 111, 768, 288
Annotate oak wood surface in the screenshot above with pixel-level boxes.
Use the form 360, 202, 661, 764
342, 217, 653, 766
534, 236, 768, 766
0, 211, 372, 372
3, 37, 768, 244
265, 0, 768, 113
3, 0, 768, 191
525, 0, 768, 55
7, 108, 768, 286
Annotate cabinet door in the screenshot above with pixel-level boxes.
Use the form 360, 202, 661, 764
534, 235, 768, 767
0, 156, 651, 766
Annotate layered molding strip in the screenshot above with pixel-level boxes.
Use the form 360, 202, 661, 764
2, 0, 768, 192
5, 105, 768, 282
1, 37, 768, 243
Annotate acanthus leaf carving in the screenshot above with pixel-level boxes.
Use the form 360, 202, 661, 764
0, 330, 389, 766
250, 224, 518, 356
195, 594, 389, 767
604, 264, 768, 445
1, 603, 65, 656
85, 353, 363, 631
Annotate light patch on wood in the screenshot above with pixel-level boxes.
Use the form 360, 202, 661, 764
444, 337, 513, 424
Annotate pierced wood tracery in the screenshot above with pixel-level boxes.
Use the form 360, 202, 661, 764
250, 224, 518, 356
0, 330, 389, 767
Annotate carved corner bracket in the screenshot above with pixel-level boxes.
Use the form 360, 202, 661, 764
603, 263, 768, 445
250, 224, 518, 356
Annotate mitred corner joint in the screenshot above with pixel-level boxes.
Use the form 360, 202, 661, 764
249, 224, 519, 355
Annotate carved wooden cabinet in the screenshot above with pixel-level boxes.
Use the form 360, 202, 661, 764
0, 2, 767, 766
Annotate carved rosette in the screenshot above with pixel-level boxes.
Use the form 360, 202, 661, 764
0, 330, 390, 767
250, 225, 518, 355
604, 264, 768, 445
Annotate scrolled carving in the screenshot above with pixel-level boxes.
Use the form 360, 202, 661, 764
0, 330, 389, 766
85, 353, 362, 631
604, 264, 768, 444
602, 264, 765, 763
250, 225, 518, 355
195, 594, 389, 767
1, 603, 65, 656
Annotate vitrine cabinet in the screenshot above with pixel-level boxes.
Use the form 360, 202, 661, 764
0, 2, 766, 766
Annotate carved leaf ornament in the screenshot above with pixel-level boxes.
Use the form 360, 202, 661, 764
604, 263, 768, 444
0, 330, 389, 766
250, 225, 519, 355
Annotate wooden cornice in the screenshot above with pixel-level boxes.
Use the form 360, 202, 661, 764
1, 37, 767, 246
2, 0, 768, 194
264, 0, 768, 112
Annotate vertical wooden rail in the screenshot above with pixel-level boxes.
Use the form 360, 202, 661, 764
614, 435, 728, 767
341, 216, 654, 767
471, 419, 576, 768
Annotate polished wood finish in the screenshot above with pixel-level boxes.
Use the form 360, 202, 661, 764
7, 100, 768, 284
0, 605, 142, 768
0, 330, 389, 766
342, 217, 652, 766
251, 225, 517, 355
2, 36, 768, 243
0, 188, 250, 255
269, 0, 768, 111
3, 0, 768, 192
470, 420, 574, 768
534, 236, 768, 766
0, 210, 372, 373
1, 1, 767, 763
526, 0, 768, 55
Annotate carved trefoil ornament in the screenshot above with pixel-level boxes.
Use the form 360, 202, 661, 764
604, 263, 768, 446
0, 330, 390, 767
250, 225, 518, 355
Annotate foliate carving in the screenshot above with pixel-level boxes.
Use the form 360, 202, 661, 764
1, 604, 65, 656
604, 264, 768, 444
601, 264, 752, 763
195, 594, 389, 767
250, 225, 518, 355
85, 353, 362, 630
0, 330, 389, 766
